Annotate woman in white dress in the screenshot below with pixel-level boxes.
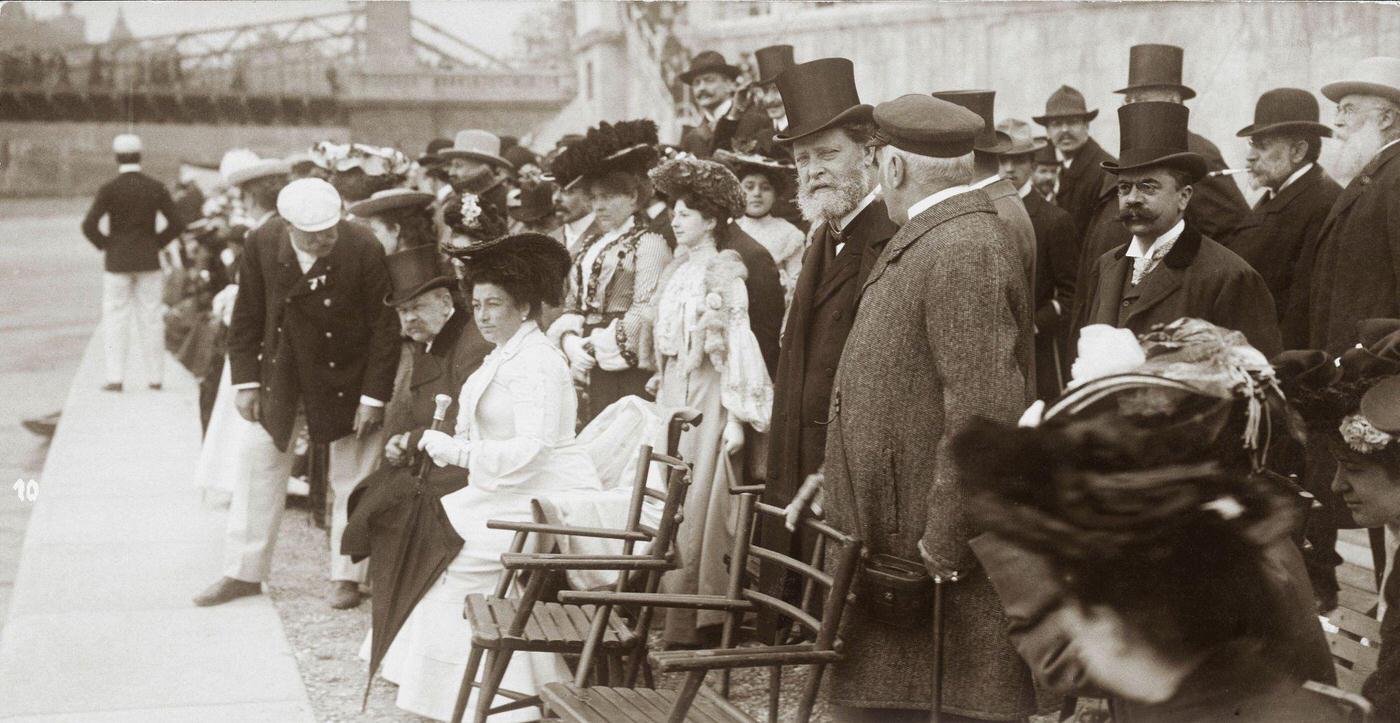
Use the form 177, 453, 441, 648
646, 158, 774, 645
375, 232, 599, 722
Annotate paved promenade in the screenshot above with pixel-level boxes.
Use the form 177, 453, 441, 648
0, 331, 315, 721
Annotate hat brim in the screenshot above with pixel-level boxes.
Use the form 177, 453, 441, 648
975, 130, 1015, 155
509, 204, 555, 223
227, 161, 290, 187
1032, 108, 1100, 126
1322, 80, 1400, 105
384, 275, 457, 307
1102, 152, 1208, 184
997, 139, 1050, 157
774, 104, 875, 144
679, 65, 742, 84
288, 215, 341, 233
347, 191, 435, 218
1235, 120, 1334, 138
437, 150, 516, 171
1113, 83, 1197, 101
1361, 375, 1400, 434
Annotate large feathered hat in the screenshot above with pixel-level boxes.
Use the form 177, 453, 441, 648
1273, 318, 1400, 459
454, 233, 572, 309
548, 120, 660, 189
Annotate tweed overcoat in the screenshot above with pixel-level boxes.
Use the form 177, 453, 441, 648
821, 190, 1039, 717
1307, 142, 1400, 354
1079, 224, 1283, 358
1228, 163, 1343, 350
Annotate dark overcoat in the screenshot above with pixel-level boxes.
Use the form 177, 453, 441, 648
1055, 136, 1115, 236
1068, 173, 1130, 335
1364, 540, 1400, 720
1307, 142, 1400, 354
1080, 223, 1283, 358
821, 190, 1039, 717
1186, 130, 1251, 245
228, 217, 401, 450
1228, 163, 1343, 349
714, 104, 790, 160
1024, 189, 1079, 398
81, 170, 185, 272
720, 222, 784, 376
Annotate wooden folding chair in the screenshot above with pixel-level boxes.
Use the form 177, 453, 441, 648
541, 492, 864, 723
448, 408, 701, 723
1322, 603, 1383, 694
1302, 681, 1374, 723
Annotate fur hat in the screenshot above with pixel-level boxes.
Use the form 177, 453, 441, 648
549, 120, 659, 189
648, 157, 745, 219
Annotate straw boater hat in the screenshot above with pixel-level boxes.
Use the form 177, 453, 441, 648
773, 57, 873, 144
113, 133, 142, 154
548, 119, 660, 190
679, 50, 742, 84
225, 157, 290, 187
1236, 88, 1333, 138
438, 130, 515, 171
1033, 85, 1099, 125
1321, 56, 1400, 106
383, 244, 456, 307
347, 187, 435, 219
1115, 44, 1197, 101
1101, 101, 1207, 184
932, 89, 1014, 155
993, 118, 1049, 157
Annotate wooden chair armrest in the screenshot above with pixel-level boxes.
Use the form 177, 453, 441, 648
499, 552, 676, 571
557, 590, 756, 612
485, 519, 651, 542
648, 644, 841, 672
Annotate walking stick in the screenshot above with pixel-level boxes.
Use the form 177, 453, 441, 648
416, 394, 455, 483
929, 579, 946, 723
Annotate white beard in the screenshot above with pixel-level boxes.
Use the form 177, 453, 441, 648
1334, 121, 1388, 182
796, 165, 874, 225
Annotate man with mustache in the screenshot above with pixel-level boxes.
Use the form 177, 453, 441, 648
1034, 85, 1115, 236
1078, 101, 1281, 358
678, 50, 742, 158
761, 57, 898, 618
715, 44, 796, 161
1308, 57, 1400, 355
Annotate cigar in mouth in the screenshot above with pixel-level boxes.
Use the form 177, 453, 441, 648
1207, 168, 1250, 178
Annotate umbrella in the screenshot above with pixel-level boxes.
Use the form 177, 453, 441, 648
360, 394, 466, 708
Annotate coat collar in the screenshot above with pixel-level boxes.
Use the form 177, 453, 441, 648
1112, 221, 1203, 270
426, 306, 469, 357
1258, 163, 1325, 214
860, 190, 994, 297
1324, 140, 1400, 228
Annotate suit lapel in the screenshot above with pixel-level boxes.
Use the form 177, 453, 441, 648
1091, 253, 1132, 324
275, 231, 304, 299
1125, 262, 1184, 323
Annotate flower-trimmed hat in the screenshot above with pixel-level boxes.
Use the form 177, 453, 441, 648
549, 120, 660, 190
648, 157, 746, 220
441, 189, 509, 255
1273, 318, 1400, 458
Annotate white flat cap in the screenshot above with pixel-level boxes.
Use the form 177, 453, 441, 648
113, 133, 142, 154
278, 178, 342, 232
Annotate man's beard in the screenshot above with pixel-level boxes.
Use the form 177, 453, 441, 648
1335, 121, 1387, 181
796, 165, 874, 225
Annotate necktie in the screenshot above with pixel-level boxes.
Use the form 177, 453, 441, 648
1130, 237, 1178, 286
1254, 189, 1274, 211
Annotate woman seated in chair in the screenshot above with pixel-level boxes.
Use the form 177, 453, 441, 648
959, 320, 1338, 722
1276, 318, 1400, 721
376, 232, 601, 722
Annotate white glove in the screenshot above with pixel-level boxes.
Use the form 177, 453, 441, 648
212, 284, 239, 327
562, 334, 596, 373
417, 429, 466, 468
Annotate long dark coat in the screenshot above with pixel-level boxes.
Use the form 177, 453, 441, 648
1186, 130, 1251, 245
720, 223, 784, 376
1228, 163, 1343, 350
1308, 142, 1400, 354
1024, 189, 1079, 398
1080, 223, 1283, 358
821, 190, 1039, 717
228, 217, 401, 450
1056, 136, 1116, 236
1364, 539, 1400, 720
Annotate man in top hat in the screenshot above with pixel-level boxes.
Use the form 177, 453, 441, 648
678, 49, 743, 158
794, 92, 1038, 721
195, 178, 400, 610
1034, 85, 1116, 236
716, 44, 797, 160
82, 133, 186, 392
1308, 56, 1400, 355
762, 57, 899, 600
997, 118, 1080, 399
1077, 101, 1281, 357
1115, 44, 1251, 246
1230, 88, 1342, 350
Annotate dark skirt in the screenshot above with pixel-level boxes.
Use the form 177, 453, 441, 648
584, 368, 652, 424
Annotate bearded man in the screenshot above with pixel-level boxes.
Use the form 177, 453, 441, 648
1308, 56, 1400, 354
761, 57, 898, 608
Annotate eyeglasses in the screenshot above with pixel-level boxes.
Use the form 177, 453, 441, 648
1116, 180, 1167, 197
1336, 102, 1391, 121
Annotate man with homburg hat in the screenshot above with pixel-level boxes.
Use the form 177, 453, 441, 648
1035, 85, 1115, 237
760, 57, 899, 615
1231, 88, 1342, 350
715, 44, 797, 160
791, 92, 1038, 721
195, 178, 400, 610
1077, 101, 1281, 358
997, 118, 1080, 399
678, 49, 744, 158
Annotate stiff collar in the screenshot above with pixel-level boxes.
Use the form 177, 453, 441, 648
1055, 146, 1073, 169
835, 186, 880, 233
702, 99, 732, 126
564, 212, 594, 240
1017, 179, 1034, 199
1127, 218, 1186, 259
906, 184, 975, 220
970, 174, 1000, 191
118, 163, 141, 174
1274, 162, 1315, 194
773, 115, 788, 132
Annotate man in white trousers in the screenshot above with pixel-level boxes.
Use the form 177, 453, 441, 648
81, 133, 185, 391
194, 178, 400, 610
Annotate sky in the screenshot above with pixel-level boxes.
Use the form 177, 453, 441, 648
23, 1, 545, 59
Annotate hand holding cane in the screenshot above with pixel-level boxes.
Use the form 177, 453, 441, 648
415, 394, 454, 483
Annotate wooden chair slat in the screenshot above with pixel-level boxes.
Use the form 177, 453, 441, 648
596, 685, 663, 722
747, 546, 833, 590
1328, 634, 1381, 670
1330, 606, 1383, 641
741, 590, 822, 635
1333, 664, 1370, 695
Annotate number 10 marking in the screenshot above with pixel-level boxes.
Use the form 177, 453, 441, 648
12, 479, 38, 502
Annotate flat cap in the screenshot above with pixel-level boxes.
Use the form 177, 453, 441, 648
278, 178, 342, 232
873, 94, 983, 158
113, 133, 142, 154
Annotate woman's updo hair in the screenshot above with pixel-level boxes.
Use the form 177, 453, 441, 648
673, 191, 734, 229
461, 254, 545, 319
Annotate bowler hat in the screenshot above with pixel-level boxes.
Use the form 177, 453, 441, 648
383, 244, 456, 307
417, 137, 452, 165
1236, 88, 1332, 138
438, 130, 515, 171
503, 145, 539, 172
994, 118, 1049, 157
872, 94, 983, 159
347, 187, 435, 219
933, 90, 1014, 154
1033, 85, 1099, 125
774, 58, 874, 144
753, 44, 795, 86
1115, 44, 1196, 100
1101, 101, 1207, 183
1322, 56, 1400, 106
508, 181, 558, 223
679, 50, 741, 84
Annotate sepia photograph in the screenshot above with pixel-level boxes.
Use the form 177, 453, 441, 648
0, 1, 1397, 721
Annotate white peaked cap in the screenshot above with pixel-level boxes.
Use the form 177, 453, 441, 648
278, 178, 342, 232
113, 134, 142, 154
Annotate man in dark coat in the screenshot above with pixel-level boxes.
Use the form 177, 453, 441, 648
792, 93, 1039, 720
1308, 56, 1400, 355
762, 59, 898, 573
195, 178, 400, 609
997, 119, 1080, 399
714, 44, 796, 161
1230, 87, 1343, 350
1035, 85, 1114, 236
677, 50, 744, 159
81, 133, 185, 391
1078, 102, 1282, 358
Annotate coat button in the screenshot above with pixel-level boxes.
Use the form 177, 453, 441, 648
337, 391, 346, 398
276, 326, 282, 334
826, 367, 835, 377
323, 298, 332, 307
1122, 299, 1132, 307
328, 361, 336, 368
325, 331, 333, 338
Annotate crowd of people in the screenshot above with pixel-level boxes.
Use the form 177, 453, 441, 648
75, 41, 1400, 722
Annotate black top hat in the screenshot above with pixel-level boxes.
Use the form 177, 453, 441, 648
1236, 88, 1333, 138
932, 90, 1014, 155
1101, 101, 1207, 183
680, 50, 741, 84
774, 58, 873, 144
384, 244, 456, 306
1115, 44, 1196, 101
509, 181, 558, 223
1033, 85, 1099, 125
753, 44, 795, 86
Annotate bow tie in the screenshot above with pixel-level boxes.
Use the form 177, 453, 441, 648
827, 222, 846, 244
